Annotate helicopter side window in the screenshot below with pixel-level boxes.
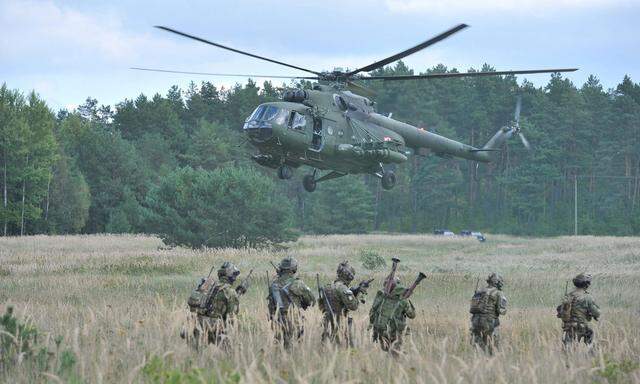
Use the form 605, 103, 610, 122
288, 111, 306, 131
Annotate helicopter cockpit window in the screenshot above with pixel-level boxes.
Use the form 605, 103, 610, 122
288, 111, 306, 130
246, 105, 287, 123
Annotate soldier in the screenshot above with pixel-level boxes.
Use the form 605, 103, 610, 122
319, 261, 372, 347
267, 256, 316, 349
184, 262, 242, 350
557, 273, 600, 349
469, 273, 507, 354
369, 277, 416, 355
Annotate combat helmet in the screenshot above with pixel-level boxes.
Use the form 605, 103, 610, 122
217, 261, 240, 282
486, 273, 504, 289
277, 256, 298, 274
572, 273, 592, 288
336, 261, 355, 283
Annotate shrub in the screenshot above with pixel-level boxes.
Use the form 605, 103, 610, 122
143, 167, 298, 249
360, 250, 386, 270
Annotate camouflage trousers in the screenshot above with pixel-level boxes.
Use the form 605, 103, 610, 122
181, 314, 230, 351
271, 310, 305, 350
471, 315, 500, 355
372, 326, 407, 356
321, 315, 354, 347
562, 322, 594, 346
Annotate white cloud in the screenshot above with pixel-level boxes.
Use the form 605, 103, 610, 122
0, 0, 182, 67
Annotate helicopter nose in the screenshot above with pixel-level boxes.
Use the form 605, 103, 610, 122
243, 120, 274, 142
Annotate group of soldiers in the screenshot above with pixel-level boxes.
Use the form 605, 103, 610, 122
183, 257, 600, 355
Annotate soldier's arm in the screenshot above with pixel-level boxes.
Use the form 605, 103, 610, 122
226, 288, 240, 316
587, 296, 600, 320
338, 285, 359, 311
291, 280, 316, 308
403, 300, 416, 319
369, 291, 383, 324
498, 292, 507, 316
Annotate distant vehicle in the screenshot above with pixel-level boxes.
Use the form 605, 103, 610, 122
435, 229, 484, 240
472, 232, 486, 242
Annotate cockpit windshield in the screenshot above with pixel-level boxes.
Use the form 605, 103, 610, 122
246, 105, 288, 124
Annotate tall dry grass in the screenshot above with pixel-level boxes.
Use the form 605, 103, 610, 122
0, 234, 639, 383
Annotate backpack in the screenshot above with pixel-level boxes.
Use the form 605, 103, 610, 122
269, 279, 293, 315
188, 278, 219, 315
372, 295, 402, 331
556, 294, 575, 322
469, 288, 491, 315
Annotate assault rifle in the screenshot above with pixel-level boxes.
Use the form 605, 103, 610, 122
235, 268, 254, 295
196, 265, 216, 291
383, 258, 401, 295
317, 273, 335, 324
350, 278, 375, 303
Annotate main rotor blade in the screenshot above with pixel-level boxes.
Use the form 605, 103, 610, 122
346, 23, 469, 76
155, 26, 322, 76
130, 67, 318, 79
358, 68, 578, 81
514, 95, 522, 126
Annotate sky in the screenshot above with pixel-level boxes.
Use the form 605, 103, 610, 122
1, 0, 639, 111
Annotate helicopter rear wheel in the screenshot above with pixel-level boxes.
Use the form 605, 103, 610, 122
381, 171, 396, 190
302, 174, 317, 192
278, 165, 293, 180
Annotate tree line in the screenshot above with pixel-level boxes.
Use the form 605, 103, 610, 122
1, 63, 639, 246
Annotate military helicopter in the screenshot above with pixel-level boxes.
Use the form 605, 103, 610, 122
133, 24, 576, 192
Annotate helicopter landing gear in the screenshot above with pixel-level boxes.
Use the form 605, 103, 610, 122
303, 174, 316, 192
302, 170, 346, 192
381, 170, 396, 190
277, 165, 293, 180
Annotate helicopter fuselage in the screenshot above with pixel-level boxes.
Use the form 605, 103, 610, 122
243, 85, 494, 181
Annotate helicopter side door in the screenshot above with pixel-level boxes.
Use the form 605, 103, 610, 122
310, 117, 323, 152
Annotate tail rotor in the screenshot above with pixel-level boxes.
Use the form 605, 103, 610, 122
512, 95, 532, 150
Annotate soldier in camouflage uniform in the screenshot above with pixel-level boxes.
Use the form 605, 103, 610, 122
469, 273, 507, 354
319, 261, 370, 347
557, 273, 600, 348
369, 277, 416, 355
185, 262, 241, 350
267, 257, 316, 349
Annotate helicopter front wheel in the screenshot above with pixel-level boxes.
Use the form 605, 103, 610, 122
381, 171, 396, 190
278, 165, 293, 180
302, 174, 317, 192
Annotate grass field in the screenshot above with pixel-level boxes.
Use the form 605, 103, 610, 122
1, 234, 639, 383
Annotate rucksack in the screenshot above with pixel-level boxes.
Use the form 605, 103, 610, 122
469, 288, 491, 315
372, 295, 402, 331
187, 278, 219, 315
556, 294, 575, 322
